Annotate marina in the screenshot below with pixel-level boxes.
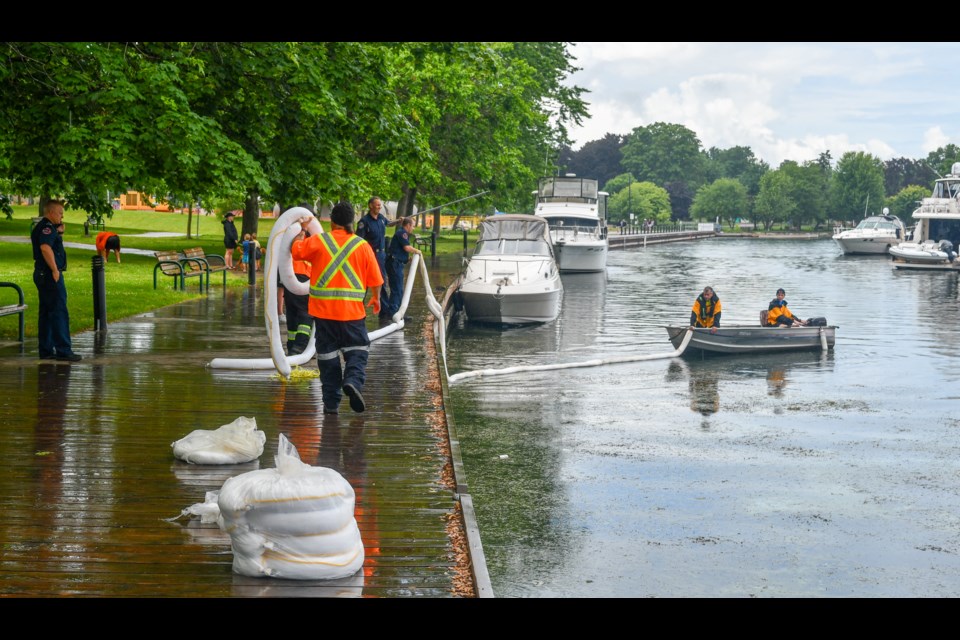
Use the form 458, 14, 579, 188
444, 236, 960, 597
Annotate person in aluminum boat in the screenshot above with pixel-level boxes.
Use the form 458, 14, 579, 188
690, 286, 721, 328
767, 288, 808, 327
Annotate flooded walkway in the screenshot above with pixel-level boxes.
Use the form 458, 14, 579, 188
0, 272, 489, 597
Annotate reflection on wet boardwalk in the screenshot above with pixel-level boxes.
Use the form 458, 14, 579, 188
0, 274, 486, 597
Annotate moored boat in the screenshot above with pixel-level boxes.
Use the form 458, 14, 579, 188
665, 323, 836, 357
832, 210, 906, 255
888, 162, 960, 268
533, 175, 609, 272
456, 214, 562, 325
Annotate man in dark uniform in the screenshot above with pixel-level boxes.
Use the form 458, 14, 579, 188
356, 196, 397, 319
31, 199, 81, 361
385, 217, 422, 321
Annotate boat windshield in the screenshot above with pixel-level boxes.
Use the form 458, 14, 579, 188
475, 239, 552, 256
855, 217, 901, 231
932, 179, 960, 199
545, 217, 599, 229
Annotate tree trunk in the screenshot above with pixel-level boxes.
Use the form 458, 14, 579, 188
243, 189, 260, 238
186, 202, 194, 239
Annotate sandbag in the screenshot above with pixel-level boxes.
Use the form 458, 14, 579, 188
216, 434, 364, 580
171, 416, 266, 464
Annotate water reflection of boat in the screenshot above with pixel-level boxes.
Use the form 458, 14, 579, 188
664, 324, 836, 356
889, 162, 960, 269
534, 175, 609, 273
555, 271, 606, 352
456, 214, 563, 325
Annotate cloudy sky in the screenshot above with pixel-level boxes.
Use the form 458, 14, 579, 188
564, 42, 957, 168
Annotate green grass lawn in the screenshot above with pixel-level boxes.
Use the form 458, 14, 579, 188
0, 204, 477, 343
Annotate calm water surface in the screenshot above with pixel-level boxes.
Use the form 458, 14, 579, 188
445, 237, 960, 597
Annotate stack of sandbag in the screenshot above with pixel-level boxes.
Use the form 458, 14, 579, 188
171, 416, 266, 464
216, 433, 364, 580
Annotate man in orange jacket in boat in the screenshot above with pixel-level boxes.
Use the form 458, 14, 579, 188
767, 288, 808, 327
690, 286, 721, 328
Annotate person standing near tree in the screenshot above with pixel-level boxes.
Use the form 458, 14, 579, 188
291, 201, 383, 415
222, 211, 239, 270
31, 199, 81, 361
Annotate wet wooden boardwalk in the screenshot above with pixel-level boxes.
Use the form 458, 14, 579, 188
0, 267, 490, 598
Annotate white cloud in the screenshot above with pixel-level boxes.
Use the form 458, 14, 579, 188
564, 42, 960, 167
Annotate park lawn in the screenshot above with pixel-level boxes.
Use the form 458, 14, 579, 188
1, 205, 478, 342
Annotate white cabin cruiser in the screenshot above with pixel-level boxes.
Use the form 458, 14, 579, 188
533, 175, 609, 272
832, 209, 906, 255
456, 214, 563, 325
889, 162, 960, 269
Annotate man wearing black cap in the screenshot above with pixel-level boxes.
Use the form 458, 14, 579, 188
292, 201, 384, 414
222, 211, 239, 270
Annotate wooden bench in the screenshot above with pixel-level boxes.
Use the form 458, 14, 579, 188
0, 282, 27, 343
153, 251, 206, 292
181, 247, 230, 290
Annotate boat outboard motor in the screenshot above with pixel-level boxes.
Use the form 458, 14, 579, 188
939, 239, 957, 262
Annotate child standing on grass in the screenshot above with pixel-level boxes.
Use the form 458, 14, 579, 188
241, 233, 252, 273
252, 233, 263, 272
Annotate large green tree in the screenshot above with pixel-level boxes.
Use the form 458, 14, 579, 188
690, 178, 749, 229
831, 151, 886, 224
607, 181, 671, 224
0, 42, 260, 222
620, 122, 705, 220
754, 169, 798, 231
886, 184, 929, 223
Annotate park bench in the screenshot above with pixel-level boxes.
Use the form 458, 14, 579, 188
0, 282, 27, 343
181, 247, 230, 290
153, 250, 206, 292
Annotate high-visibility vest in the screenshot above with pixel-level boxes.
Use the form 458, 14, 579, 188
293, 230, 381, 321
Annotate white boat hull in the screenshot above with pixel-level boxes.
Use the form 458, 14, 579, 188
833, 236, 899, 255
459, 284, 562, 324
552, 239, 608, 273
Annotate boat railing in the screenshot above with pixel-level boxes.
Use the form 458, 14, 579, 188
550, 224, 603, 241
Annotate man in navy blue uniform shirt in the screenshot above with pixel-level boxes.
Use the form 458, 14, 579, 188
31, 199, 81, 361
356, 196, 399, 318
386, 217, 422, 320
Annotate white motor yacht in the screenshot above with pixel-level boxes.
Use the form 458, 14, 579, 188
533, 175, 609, 272
889, 162, 960, 269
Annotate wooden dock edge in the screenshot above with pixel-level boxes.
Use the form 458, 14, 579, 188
434, 274, 495, 598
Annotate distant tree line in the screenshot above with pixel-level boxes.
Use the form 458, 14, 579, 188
558, 122, 960, 230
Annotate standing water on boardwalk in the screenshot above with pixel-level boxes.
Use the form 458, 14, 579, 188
445, 237, 960, 597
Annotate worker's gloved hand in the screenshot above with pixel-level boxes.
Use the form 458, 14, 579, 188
367, 297, 381, 315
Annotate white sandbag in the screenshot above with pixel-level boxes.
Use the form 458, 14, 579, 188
171, 416, 266, 464
217, 434, 364, 580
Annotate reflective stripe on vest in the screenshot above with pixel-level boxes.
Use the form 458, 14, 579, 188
309, 235, 367, 301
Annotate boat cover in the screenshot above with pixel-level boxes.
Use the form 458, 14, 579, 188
478, 214, 551, 242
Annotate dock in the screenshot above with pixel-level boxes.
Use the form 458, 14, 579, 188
0, 269, 491, 598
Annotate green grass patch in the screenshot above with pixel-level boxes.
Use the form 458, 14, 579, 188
1, 205, 478, 343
